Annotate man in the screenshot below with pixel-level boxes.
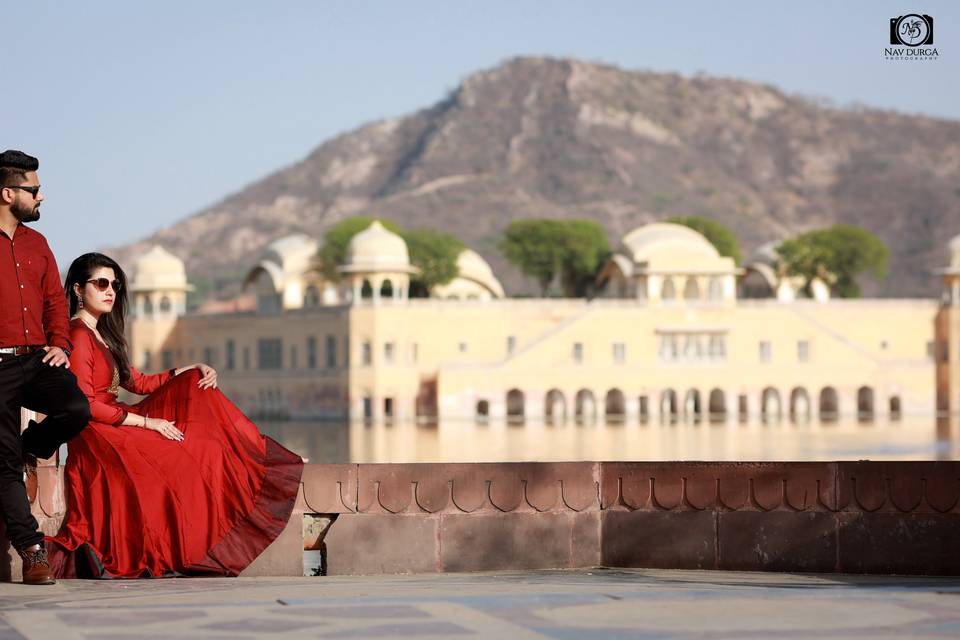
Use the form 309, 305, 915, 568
0, 150, 89, 584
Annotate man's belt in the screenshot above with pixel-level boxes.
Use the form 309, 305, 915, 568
0, 345, 43, 356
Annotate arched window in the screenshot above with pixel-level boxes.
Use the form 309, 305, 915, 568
661, 277, 676, 301
708, 389, 726, 419
857, 386, 875, 420
380, 279, 394, 299
790, 387, 811, 421
683, 277, 700, 300
143, 296, 154, 314
545, 389, 566, 422
506, 389, 525, 423
361, 280, 374, 299
889, 395, 902, 419
761, 387, 781, 421
605, 389, 626, 421
819, 387, 839, 421
475, 400, 490, 421
159, 296, 172, 313
575, 389, 597, 422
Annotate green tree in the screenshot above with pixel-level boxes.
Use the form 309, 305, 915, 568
776, 224, 889, 298
315, 216, 402, 281
498, 219, 610, 297
558, 219, 611, 298
498, 219, 568, 296
402, 228, 464, 297
667, 215, 743, 264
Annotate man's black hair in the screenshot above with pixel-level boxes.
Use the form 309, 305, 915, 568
0, 150, 39, 186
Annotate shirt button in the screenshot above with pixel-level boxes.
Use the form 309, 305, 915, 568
23, 307, 27, 311
25, 329, 29, 334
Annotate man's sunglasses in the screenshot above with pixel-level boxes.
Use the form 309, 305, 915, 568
86, 278, 123, 293
2, 185, 41, 197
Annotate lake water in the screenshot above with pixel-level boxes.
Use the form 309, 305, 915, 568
258, 415, 960, 463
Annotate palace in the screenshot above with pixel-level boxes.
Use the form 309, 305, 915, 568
126, 222, 960, 423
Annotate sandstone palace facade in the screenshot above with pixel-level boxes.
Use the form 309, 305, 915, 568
125, 223, 960, 424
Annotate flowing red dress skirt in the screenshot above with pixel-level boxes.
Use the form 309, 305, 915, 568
46, 369, 303, 578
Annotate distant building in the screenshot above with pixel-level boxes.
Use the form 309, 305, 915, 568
127, 222, 960, 423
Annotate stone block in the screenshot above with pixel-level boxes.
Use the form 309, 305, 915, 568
718, 511, 837, 572
601, 510, 716, 569
571, 511, 602, 568
838, 512, 960, 575
439, 512, 593, 572
325, 514, 439, 575
239, 510, 304, 577
298, 464, 358, 514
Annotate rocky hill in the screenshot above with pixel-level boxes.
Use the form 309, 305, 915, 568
106, 56, 960, 299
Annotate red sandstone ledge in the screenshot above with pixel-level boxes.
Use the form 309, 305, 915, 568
5, 461, 960, 580
294, 462, 960, 577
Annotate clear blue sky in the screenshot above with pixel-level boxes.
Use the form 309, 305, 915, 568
3, 1, 957, 266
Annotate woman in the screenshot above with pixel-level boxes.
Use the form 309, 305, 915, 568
46, 253, 303, 578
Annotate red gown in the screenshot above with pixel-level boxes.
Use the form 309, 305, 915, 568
47, 319, 303, 578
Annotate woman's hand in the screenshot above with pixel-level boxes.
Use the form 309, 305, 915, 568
195, 363, 218, 390
144, 417, 184, 442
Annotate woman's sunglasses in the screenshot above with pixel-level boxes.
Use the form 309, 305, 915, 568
86, 278, 123, 293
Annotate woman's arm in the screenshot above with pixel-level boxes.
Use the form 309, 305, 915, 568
69, 330, 126, 426
173, 363, 219, 390
123, 362, 218, 394
122, 366, 175, 396
119, 412, 183, 441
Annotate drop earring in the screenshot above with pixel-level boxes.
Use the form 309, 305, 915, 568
77, 294, 83, 310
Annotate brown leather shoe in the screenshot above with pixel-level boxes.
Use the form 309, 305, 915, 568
18, 545, 56, 585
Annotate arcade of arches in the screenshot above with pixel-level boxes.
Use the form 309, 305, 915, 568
485, 385, 899, 423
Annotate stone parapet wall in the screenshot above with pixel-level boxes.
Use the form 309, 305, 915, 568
302, 462, 960, 576
4, 460, 960, 580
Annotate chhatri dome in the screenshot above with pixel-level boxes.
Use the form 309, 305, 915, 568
456, 249, 505, 298
433, 248, 506, 300
243, 234, 319, 295
597, 222, 739, 304
130, 245, 191, 292
620, 223, 723, 265
243, 234, 325, 312
341, 220, 415, 274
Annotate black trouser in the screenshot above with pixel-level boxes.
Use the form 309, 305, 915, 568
0, 350, 89, 550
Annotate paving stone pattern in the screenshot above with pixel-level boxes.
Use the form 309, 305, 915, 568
1, 570, 960, 639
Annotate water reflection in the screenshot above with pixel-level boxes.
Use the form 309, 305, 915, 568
257, 414, 960, 464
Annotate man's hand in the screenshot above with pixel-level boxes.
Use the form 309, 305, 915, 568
42, 346, 70, 368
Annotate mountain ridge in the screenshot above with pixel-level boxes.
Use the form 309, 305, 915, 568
105, 56, 960, 299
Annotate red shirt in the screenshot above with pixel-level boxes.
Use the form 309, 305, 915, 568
0, 223, 71, 351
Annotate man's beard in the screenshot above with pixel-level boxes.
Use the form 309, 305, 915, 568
11, 198, 40, 223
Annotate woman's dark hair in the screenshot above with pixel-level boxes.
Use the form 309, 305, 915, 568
64, 253, 132, 383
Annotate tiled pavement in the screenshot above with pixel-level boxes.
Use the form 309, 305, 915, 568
2, 569, 960, 639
